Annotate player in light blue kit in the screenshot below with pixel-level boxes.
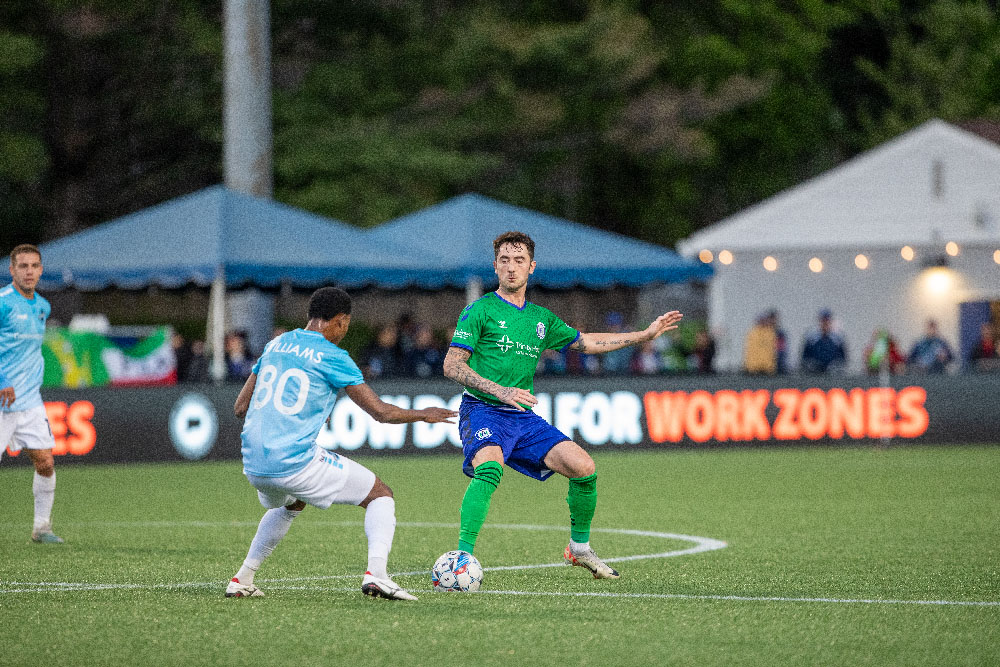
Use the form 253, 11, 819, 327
226, 287, 456, 601
0, 244, 63, 544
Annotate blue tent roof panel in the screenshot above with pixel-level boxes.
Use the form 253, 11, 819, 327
28, 186, 454, 290
369, 194, 711, 287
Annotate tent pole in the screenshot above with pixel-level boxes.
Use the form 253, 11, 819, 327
209, 272, 227, 382
465, 275, 483, 304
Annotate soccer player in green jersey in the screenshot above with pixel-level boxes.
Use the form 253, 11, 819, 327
443, 231, 682, 578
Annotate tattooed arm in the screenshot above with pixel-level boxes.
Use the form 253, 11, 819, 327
443, 347, 537, 412
570, 310, 684, 354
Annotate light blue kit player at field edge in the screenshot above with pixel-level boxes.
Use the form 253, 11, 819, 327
0, 244, 63, 544
226, 287, 456, 601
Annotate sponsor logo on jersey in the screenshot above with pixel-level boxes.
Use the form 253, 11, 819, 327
497, 320, 507, 328
15, 313, 28, 320
453, 330, 472, 340
496, 334, 514, 353
475, 427, 493, 440
536, 322, 546, 339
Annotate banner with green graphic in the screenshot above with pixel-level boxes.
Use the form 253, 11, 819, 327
42, 327, 177, 387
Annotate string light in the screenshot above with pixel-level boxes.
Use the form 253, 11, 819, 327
718, 250, 733, 265
809, 257, 823, 273
698, 249, 713, 263
763, 256, 778, 271
855, 254, 869, 269
901, 246, 915, 261
945, 241, 959, 256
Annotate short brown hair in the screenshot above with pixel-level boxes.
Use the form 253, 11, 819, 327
493, 231, 535, 259
9, 244, 41, 265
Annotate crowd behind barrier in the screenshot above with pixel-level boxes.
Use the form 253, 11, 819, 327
167, 308, 1000, 385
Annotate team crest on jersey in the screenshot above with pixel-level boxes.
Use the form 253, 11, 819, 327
536, 322, 546, 339
475, 427, 493, 440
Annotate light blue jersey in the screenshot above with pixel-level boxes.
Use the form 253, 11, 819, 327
241, 328, 364, 477
0, 284, 50, 412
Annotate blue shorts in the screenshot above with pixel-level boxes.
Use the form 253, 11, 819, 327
459, 394, 571, 481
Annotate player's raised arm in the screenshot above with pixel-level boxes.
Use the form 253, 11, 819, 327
443, 346, 537, 412
344, 383, 457, 424
570, 310, 683, 354
234, 373, 257, 418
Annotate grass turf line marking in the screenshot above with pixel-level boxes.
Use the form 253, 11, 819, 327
4, 580, 998, 607
1, 522, 721, 594
5, 522, 997, 607
261, 586, 1000, 607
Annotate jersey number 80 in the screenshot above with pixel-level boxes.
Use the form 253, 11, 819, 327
253, 365, 311, 416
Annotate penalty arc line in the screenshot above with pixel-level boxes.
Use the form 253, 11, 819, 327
2, 522, 998, 607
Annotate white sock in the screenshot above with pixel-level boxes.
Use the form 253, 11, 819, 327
32, 472, 56, 531
364, 497, 396, 579
236, 507, 299, 585
570, 539, 590, 553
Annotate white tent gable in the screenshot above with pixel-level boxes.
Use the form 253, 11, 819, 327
679, 119, 1000, 254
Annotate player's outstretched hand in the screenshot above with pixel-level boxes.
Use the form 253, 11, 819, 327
0, 386, 14, 408
644, 310, 684, 341
418, 407, 459, 424
496, 386, 537, 412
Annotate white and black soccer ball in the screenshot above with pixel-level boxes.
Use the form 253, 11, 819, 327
431, 550, 483, 592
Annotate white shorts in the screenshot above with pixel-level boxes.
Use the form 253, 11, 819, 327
246, 448, 377, 510
0, 406, 56, 461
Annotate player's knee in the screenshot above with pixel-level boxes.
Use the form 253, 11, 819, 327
371, 477, 394, 499
572, 447, 596, 477
33, 459, 55, 477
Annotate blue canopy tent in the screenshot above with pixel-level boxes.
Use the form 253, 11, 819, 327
16, 186, 456, 378
31, 185, 453, 291
368, 193, 712, 298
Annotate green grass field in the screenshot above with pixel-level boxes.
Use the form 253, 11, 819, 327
1, 445, 998, 667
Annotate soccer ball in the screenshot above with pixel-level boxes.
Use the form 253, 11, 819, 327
431, 550, 483, 592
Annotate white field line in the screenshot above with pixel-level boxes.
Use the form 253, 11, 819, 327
3, 522, 998, 607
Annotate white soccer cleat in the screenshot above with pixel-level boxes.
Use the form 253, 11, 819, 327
563, 543, 620, 579
361, 572, 418, 601
225, 577, 264, 598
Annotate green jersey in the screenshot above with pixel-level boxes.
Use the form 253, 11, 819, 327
450, 292, 580, 406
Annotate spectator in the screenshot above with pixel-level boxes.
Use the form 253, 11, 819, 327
395, 312, 418, 358
743, 313, 777, 375
864, 328, 905, 375
600, 312, 632, 375
405, 325, 445, 378
687, 329, 716, 374
968, 322, 999, 372
772, 311, 789, 374
225, 331, 254, 382
801, 309, 847, 373
536, 348, 567, 375
186, 339, 211, 382
631, 339, 662, 375
171, 331, 192, 383
361, 325, 402, 378
907, 319, 954, 374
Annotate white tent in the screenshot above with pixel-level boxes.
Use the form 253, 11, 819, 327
678, 119, 1000, 372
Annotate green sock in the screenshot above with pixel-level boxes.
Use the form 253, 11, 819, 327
458, 461, 503, 553
567, 472, 598, 543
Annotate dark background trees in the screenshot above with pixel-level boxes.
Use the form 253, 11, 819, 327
2, 0, 998, 251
